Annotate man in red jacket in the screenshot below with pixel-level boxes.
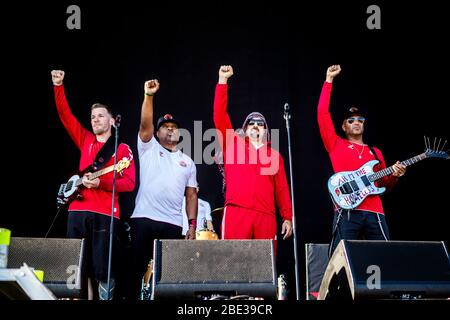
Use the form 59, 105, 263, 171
317, 65, 406, 256
51, 70, 136, 299
213, 65, 293, 242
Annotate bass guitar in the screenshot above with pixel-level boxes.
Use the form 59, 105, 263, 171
57, 158, 131, 208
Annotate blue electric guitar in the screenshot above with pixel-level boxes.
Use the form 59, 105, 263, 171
328, 139, 449, 210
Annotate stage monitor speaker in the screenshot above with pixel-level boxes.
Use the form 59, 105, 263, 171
7, 237, 86, 299
318, 240, 450, 300
305, 243, 329, 300
152, 240, 277, 299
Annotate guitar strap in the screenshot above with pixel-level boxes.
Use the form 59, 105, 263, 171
92, 135, 119, 171
369, 146, 380, 162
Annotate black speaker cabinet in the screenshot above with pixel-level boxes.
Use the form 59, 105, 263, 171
152, 240, 277, 299
8, 237, 87, 299
305, 243, 329, 300
318, 240, 450, 300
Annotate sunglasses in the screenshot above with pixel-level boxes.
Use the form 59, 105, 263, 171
248, 120, 265, 127
347, 117, 365, 124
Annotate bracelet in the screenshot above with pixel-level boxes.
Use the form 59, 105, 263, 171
145, 92, 154, 97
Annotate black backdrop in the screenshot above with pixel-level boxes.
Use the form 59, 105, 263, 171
3, 1, 449, 300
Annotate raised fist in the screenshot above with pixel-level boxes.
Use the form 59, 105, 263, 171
219, 65, 234, 79
51, 70, 65, 86
326, 65, 341, 82
144, 79, 160, 96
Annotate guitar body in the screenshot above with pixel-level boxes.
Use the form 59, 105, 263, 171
63, 174, 82, 198
57, 174, 83, 209
328, 160, 385, 210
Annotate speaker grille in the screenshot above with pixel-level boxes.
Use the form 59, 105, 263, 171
7, 237, 86, 298
156, 240, 274, 284
8, 238, 84, 283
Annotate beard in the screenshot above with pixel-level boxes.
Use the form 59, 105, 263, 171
93, 126, 106, 135
247, 128, 263, 140
164, 133, 180, 144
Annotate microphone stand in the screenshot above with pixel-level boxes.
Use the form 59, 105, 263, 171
283, 104, 301, 300
106, 115, 121, 300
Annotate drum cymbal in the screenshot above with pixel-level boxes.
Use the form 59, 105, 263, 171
196, 229, 218, 240
211, 207, 224, 214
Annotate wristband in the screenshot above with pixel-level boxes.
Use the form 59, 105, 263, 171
188, 219, 197, 228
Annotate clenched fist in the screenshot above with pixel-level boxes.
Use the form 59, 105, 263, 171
144, 79, 160, 96
326, 65, 341, 83
51, 70, 65, 86
218, 65, 233, 84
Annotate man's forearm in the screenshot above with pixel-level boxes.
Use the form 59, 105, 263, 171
186, 194, 198, 221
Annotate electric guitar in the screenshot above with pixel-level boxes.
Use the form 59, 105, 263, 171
328, 145, 448, 210
57, 158, 131, 209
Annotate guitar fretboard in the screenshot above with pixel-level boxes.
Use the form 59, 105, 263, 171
74, 165, 116, 187
369, 153, 427, 182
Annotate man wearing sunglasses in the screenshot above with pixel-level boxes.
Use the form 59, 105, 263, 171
317, 65, 407, 256
213, 65, 293, 244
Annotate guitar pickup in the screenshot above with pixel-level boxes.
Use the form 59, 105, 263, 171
58, 184, 66, 196
339, 183, 353, 194
350, 180, 359, 191
361, 175, 371, 187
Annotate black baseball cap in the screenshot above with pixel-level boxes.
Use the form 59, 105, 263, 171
156, 114, 181, 130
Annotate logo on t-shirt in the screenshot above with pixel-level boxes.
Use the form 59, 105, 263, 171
179, 160, 187, 167
159, 151, 164, 157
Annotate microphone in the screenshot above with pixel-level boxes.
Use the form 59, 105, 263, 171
284, 103, 290, 120
113, 114, 122, 128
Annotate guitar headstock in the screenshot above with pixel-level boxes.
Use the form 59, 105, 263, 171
423, 137, 449, 159
425, 149, 449, 159
115, 158, 131, 172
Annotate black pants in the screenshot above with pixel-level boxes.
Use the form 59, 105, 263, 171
329, 210, 390, 257
129, 217, 183, 300
67, 211, 120, 282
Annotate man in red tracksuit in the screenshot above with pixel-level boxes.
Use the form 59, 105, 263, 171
317, 65, 406, 256
213, 65, 293, 242
51, 70, 136, 299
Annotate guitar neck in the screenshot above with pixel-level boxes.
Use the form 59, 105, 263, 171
75, 164, 116, 187
369, 153, 427, 182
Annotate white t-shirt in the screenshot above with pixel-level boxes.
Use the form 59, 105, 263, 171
131, 136, 197, 227
181, 197, 212, 235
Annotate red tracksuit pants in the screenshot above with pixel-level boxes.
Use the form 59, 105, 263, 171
221, 205, 277, 240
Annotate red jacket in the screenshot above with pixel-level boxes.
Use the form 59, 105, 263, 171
317, 81, 397, 214
54, 85, 136, 218
213, 84, 292, 220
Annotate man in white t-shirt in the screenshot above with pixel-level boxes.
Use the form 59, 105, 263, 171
129, 79, 198, 300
